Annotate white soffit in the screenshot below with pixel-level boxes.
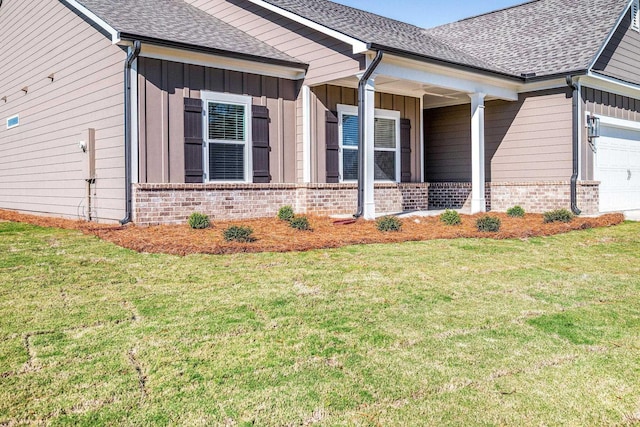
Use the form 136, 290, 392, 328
245, 0, 368, 54
138, 44, 306, 80
61, 0, 120, 44
375, 54, 519, 101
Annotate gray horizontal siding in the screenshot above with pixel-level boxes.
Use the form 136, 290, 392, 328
425, 88, 573, 183
593, 9, 640, 85
0, 0, 126, 221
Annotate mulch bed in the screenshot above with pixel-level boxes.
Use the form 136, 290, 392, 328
0, 209, 625, 256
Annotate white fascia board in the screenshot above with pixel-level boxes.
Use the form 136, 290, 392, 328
139, 44, 306, 80
61, 0, 120, 44
375, 58, 519, 101
588, 0, 633, 70
245, 0, 368, 54
581, 72, 640, 100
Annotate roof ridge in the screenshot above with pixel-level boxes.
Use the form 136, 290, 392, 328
444, 0, 540, 26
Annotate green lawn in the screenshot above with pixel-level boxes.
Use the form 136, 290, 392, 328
1, 221, 639, 426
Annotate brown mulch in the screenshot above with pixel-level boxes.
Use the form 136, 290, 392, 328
0, 209, 625, 256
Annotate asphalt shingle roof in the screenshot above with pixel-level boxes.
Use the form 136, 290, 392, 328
424, 0, 630, 77
73, 0, 303, 66
258, 0, 507, 74
261, 0, 631, 78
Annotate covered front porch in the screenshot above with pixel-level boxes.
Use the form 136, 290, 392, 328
303, 52, 521, 219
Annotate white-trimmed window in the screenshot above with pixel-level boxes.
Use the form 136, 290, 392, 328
337, 104, 401, 182
202, 92, 252, 182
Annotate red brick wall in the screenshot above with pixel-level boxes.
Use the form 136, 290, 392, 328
133, 183, 429, 226
428, 181, 599, 215
132, 181, 599, 226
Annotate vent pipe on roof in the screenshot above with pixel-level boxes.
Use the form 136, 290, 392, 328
354, 50, 384, 218
566, 75, 582, 216
120, 40, 141, 225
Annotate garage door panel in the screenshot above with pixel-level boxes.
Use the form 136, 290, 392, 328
595, 123, 640, 212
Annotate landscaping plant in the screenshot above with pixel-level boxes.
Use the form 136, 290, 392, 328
277, 205, 295, 222
543, 208, 574, 223
223, 225, 255, 242
476, 215, 501, 232
290, 216, 310, 231
440, 209, 462, 225
188, 212, 211, 229
376, 215, 402, 232
507, 205, 526, 218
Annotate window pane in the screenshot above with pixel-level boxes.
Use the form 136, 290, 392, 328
208, 103, 245, 141
375, 151, 395, 181
209, 143, 244, 180
342, 114, 359, 147
374, 117, 396, 149
343, 149, 358, 180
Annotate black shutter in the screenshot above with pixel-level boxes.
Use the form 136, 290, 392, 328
184, 98, 204, 183
252, 105, 271, 183
400, 118, 411, 183
326, 110, 340, 183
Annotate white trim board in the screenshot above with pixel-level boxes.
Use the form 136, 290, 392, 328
245, 0, 368, 54
581, 72, 640, 100
60, 0, 120, 44
591, 113, 640, 131
588, 0, 633, 70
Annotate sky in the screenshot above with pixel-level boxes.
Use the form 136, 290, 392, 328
332, 0, 527, 28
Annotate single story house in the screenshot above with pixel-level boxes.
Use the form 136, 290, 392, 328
1, 0, 639, 225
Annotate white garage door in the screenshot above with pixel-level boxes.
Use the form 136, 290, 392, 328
595, 123, 640, 212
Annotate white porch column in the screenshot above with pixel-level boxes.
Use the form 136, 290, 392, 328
363, 76, 376, 219
302, 85, 312, 183
469, 92, 486, 213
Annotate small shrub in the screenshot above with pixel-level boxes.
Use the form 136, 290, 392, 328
543, 209, 574, 223
223, 225, 254, 242
188, 212, 211, 229
290, 216, 310, 231
277, 205, 295, 222
507, 205, 525, 218
476, 215, 501, 232
440, 209, 461, 226
376, 215, 402, 232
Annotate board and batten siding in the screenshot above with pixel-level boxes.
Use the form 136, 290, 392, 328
310, 85, 422, 183
137, 57, 299, 184
581, 87, 640, 181
184, 0, 364, 182
0, 0, 126, 221
424, 88, 573, 182
593, 9, 640, 85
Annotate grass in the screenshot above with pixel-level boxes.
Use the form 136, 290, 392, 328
0, 220, 639, 426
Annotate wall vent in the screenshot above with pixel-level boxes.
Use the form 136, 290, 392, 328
633, 0, 640, 32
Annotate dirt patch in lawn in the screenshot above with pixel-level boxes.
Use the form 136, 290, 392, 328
0, 209, 625, 256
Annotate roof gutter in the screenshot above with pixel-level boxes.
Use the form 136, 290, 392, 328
120, 40, 141, 225
565, 75, 582, 216
354, 50, 384, 218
